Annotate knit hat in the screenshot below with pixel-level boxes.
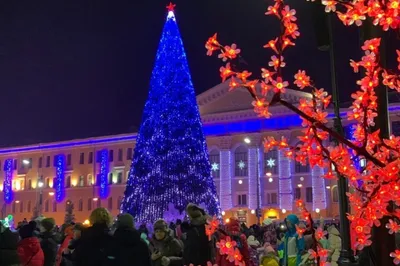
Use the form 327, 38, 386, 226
247, 235, 260, 247
19, 222, 36, 239
117, 213, 135, 229
41, 218, 56, 232
186, 203, 205, 219
286, 214, 299, 226
153, 219, 168, 232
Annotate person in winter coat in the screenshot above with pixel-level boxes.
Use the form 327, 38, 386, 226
247, 235, 261, 266
260, 243, 279, 266
61, 223, 85, 266
108, 213, 151, 266
40, 218, 60, 266
72, 208, 114, 266
17, 222, 45, 266
327, 225, 341, 266
150, 219, 183, 266
0, 222, 21, 266
182, 203, 213, 266
215, 217, 250, 266
278, 214, 305, 266
56, 224, 74, 266
263, 219, 277, 249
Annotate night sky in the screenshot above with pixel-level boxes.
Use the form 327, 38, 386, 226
0, 0, 397, 147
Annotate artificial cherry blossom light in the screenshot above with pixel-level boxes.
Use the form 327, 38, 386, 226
207, 0, 400, 263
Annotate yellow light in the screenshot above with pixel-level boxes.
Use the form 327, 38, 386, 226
0, 184, 3, 191
83, 219, 90, 225
71, 180, 77, 187
49, 192, 55, 196
225, 218, 230, 224
251, 209, 255, 214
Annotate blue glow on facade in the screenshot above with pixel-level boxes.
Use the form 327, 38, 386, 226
55, 155, 66, 202
3, 159, 13, 204
99, 149, 109, 199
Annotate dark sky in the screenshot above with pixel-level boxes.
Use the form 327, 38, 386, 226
0, 0, 397, 147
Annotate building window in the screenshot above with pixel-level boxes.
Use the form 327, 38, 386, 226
79, 153, 84, 164
28, 159, 33, 168
52, 201, 57, 212
306, 187, 313, 203
332, 186, 339, 203
46, 156, 50, 168
88, 152, 93, 164
109, 150, 114, 162
295, 188, 301, 200
266, 192, 278, 204
96, 199, 101, 208
108, 197, 113, 210
45, 200, 49, 212
87, 175, 93, 186
127, 148, 133, 160
264, 149, 278, 175
79, 176, 84, 187
209, 150, 220, 179
27, 201, 31, 213
78, 199, 83, 211
87, 198, 92, 211
28, 179, 32, 190
295, 161, 310, 173
108, 173, 113, 185
19, 201, 24, 213
13, 159, 17, 170
235, 146, 248, 176
237, 194, 247, 206
67, 154, 72, 166
46, 178, 50, 188
118, 149, 123, 162
126, 171, 130, 182
66, 176, 71, 188
117, 172, 123, 184
12, 202, 16, 213
38, 157, 43, 168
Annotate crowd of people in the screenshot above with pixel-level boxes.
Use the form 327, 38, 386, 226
0, 204, 341, 266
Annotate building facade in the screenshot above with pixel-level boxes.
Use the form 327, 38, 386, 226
1, 83, 399, 225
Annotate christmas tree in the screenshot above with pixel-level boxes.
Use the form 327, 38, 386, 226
120, 3, 220, 223
64, 200, 75, 224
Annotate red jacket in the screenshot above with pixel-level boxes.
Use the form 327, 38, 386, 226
17, 237, 45, 266
56, 235, 73, 266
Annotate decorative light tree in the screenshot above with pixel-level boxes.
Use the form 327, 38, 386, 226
206, 0, 400, 265
120, 3, 221, 224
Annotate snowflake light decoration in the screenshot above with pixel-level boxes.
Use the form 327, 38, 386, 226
266, 158, 276, 168
211, 162, 219, 172
238, 160, 246, 169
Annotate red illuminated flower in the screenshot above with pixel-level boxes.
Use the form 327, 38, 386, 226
220, 63, 234, 82
281, 5, 297, 22
269, 55, 286, 70
322, 0, 337, 12
219, 44, 241, 62
390, 249, 400, 265
294, 70, 310, 89
271, 77, 289, 93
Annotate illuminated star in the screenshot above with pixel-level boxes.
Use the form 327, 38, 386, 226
166, 2, 176, 12
211, 162, 219, 172
238, 160, 246, 170
267, 158, 276, 168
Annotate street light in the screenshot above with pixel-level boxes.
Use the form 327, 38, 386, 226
37, 181, 44, 188
244, 137, 251, 144
22, 159, 30, 165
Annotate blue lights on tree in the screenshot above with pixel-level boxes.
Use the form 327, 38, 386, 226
99, 149, 109, 199
120, 7, 221, 223
3, 159, 13, 204
55, 155, 65, 202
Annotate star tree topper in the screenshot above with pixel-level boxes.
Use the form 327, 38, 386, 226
166, 2, 176, 12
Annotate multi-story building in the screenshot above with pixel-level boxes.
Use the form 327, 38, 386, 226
1, 83, 399, 225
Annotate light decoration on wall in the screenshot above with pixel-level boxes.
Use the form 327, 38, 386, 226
119, 4, 221, 223
99, 149, 109, 199
266, 158, 275, 168
3, 159, 13, 204
278, 149, 293, 210
220, 150, 233, 211
311, 166, 327, 211
238, 160, 246, 170
54, 155, 65, 202
211, 162, 219, 172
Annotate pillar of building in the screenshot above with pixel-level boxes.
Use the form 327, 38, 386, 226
311, 165, 327, 211
278, 148, 293, 211
219, 136, 232, 211
247, 134, 261, 211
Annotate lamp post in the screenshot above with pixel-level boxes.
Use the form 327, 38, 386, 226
23, 159, 43, 217
244, 137, 261, 225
